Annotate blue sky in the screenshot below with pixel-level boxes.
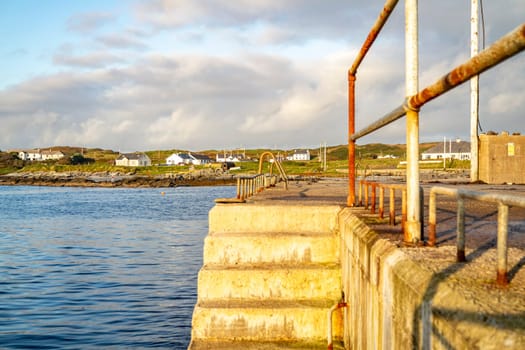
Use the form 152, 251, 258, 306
1, 0, 524, 152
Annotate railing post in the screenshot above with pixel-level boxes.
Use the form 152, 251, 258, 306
364, 182, 369, 209
457, 197, 466, 262
428, 189, 437, 246
497, 202, 509, 285
404, 0, 421, 244
358, 180, 363, 206
236, 177, 241, 199
389, 188, 396, 225
470, 0, 480, 183
379, 186, 385, 219
371, 184, 376, 214
402, 189, 407, 237
348, 73, 356, 207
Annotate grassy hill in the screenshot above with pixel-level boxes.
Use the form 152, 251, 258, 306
0, 142, 462, 177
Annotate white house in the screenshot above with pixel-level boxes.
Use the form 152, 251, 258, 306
115, 153, 151, 167
422, 139, 471, 160
189, 153, 212, 165
216, 152, 244, 162
41, 150, 65, 160
287, 149, 311, 161
18, 149, 65, 161
166, 153, 193, 165
18, 150, 42, 161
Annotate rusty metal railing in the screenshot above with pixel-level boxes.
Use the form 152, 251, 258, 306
347, 0, 525, 244
359, 180, 408, 233
236, 174, 279, 201
428, 186, 525, 286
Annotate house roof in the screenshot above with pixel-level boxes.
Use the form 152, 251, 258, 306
423, 141, 470, 154
41, 150, 64, 155
190, 153, 212, 160
175, 153, 193, 160
117, 152, 147, 160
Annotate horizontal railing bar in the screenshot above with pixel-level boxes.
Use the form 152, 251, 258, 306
408, 23, 525, 110
350, 105, 405, 141
431, 186, 525, 208
350, 23, 525, 142
349, 0, 399, 75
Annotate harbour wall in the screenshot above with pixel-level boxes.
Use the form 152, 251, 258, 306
190, 196, 525, 348
339, 208, 524, 349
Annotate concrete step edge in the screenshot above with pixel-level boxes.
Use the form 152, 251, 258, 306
188, 339, 345, 350
201, 262, 341, 270
195, 298, 342, 309
207, 231, 336, 237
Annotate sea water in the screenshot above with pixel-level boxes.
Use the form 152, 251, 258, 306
0, 185, 235, 349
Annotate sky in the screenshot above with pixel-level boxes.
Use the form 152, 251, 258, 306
1, 0, 524, 152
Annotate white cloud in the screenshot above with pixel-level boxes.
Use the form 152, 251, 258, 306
1, 0, 524, 151
67, 12, 115, 33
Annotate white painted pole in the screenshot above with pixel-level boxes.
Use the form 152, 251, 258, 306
443, 136, 446, 169
470, 0, 480, 182
405, 0, 421, 243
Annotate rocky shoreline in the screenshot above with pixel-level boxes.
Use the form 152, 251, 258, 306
0, 171, 237, 188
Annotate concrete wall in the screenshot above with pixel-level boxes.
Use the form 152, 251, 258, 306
339, 209, 525, 349
479, 132, 525, 184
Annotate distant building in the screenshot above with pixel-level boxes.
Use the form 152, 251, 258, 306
287, 149, 311, 161
479, 132, 525, 184
41, 150, 65, 160
216, 152, 245, 162
166, 153, 193, 165
115, 153, 151, 167
189, 153, 212, 165
421, 139, 471, 160
18, 149, 65, 161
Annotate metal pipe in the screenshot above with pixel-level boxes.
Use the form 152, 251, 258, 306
236, 177, 241, 199
358, 180, 363, 206
404, 0, 421, 244
457, 197, 466, 262
428, 189, 437, 246
349, 0, 400, 75
371, 183, 377, 214
364, 182, 369, 209
350, 105, 406, 141
497, 203, 509, 285
379, 186, 385, 219
402, 189, 407, 237
389, 188, 396, 225
349, 24, 525, 143
407, 23, 525, 110
470, 0, 480, 182
347, 0, 400, 207
348, 73, 356, 207
327, 301, 348, 350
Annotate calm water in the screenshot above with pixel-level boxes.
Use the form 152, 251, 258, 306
0, 185, 235, 349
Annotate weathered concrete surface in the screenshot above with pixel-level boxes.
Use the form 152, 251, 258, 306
190, 177, 525, 349
190, 195, 345, 349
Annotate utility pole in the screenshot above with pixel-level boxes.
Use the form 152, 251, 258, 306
470, 0, 480, 182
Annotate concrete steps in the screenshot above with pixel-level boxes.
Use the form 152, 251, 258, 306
198, 263, 341, 301
189, 204, 344, 349
189, 340, 345, 350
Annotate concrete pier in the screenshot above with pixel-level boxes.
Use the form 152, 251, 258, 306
189, 178, 525, 349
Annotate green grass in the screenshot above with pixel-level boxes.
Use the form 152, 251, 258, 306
1, 143, 470, 177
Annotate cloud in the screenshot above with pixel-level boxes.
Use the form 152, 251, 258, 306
1, 0, 524, 152
67, 12, 116, 33
96, 32, 149, 50
53, 52, 126, 68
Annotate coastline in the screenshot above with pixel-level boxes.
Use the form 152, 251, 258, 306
0, 172, 237, 188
